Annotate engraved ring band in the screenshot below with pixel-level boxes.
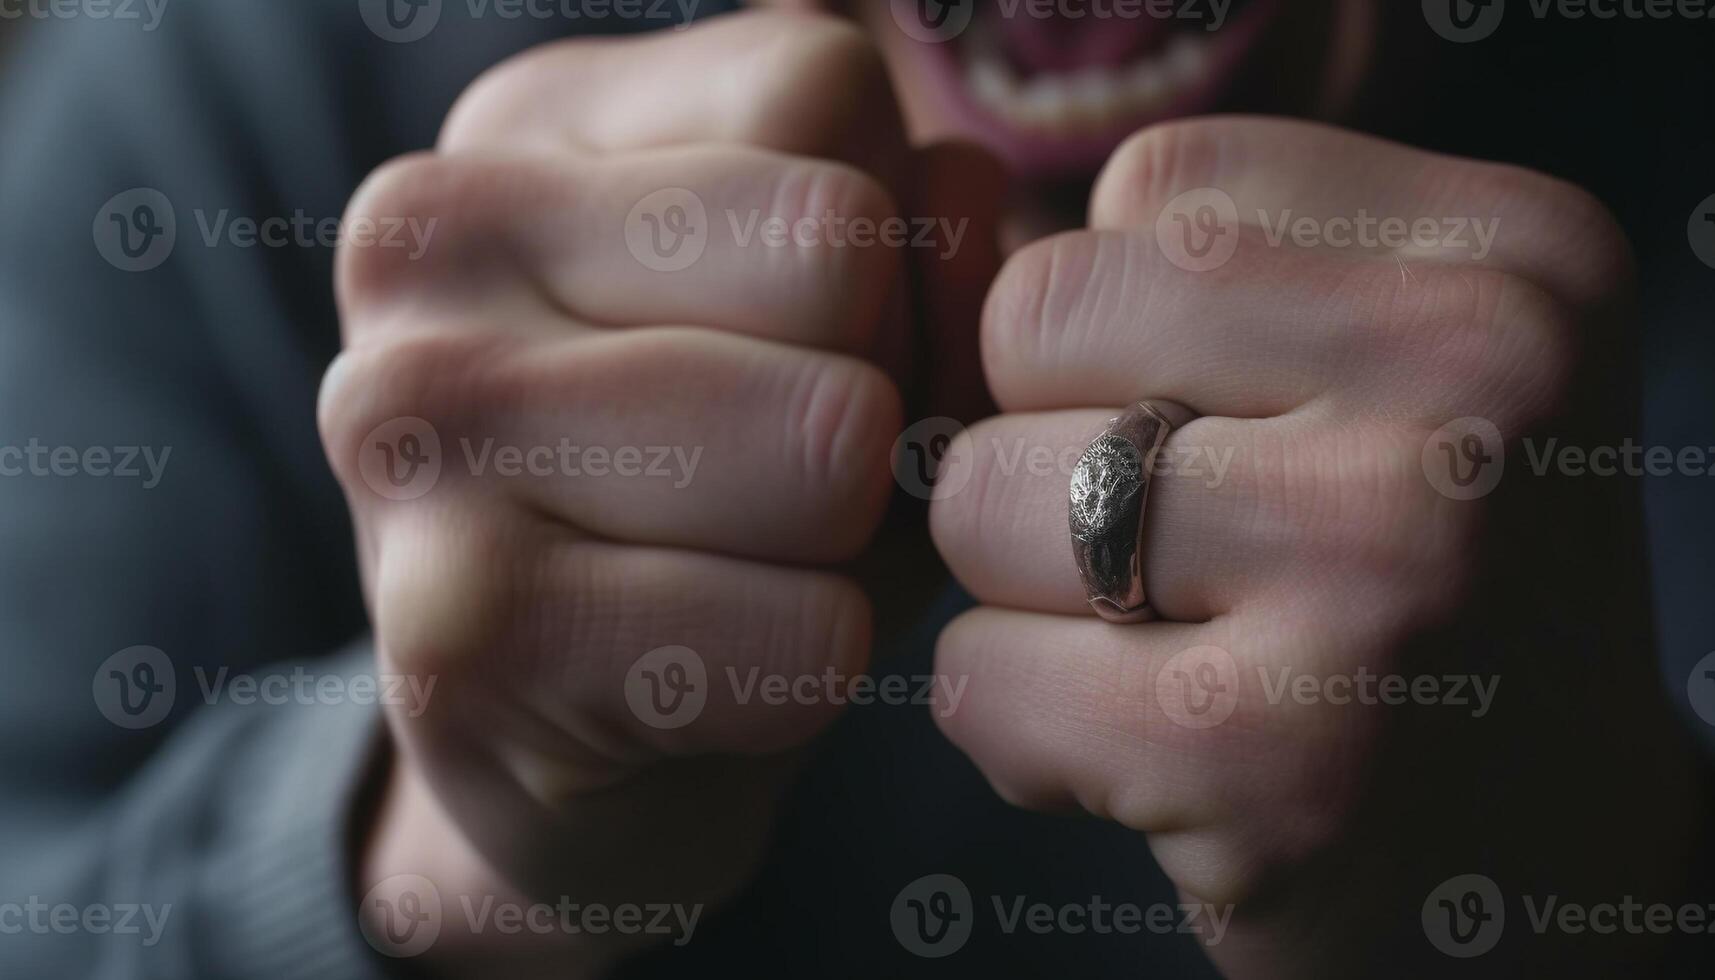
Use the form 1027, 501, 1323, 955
1068, 400, 1193, 624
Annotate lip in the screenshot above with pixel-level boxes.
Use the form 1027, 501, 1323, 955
907, 0, 1287, 179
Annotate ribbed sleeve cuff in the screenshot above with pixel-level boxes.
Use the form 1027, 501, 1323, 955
186, 641, 391, 980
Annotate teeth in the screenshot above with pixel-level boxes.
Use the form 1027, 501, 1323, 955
968, 56, 1017, 109
1125, 60, 1169, 112
1013, 75, 1071, 126
962, 32, 1216, 135
1064, 68, 1121, 126
1165, 34, 1208, 86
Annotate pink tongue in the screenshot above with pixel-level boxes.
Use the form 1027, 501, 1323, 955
994, 11, 1173, 74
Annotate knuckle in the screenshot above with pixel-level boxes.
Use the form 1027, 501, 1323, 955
439, 42, 571, 151
731, 10, 892, 151
982, 231, 1114, 395
1090, 118, 1230, 226
1428, 265, 1578, 429
1549, 182, 1636, 294
785, 355, 902, 558
371, 509, 521, 685
790, 574, 873, 685
336, 153, 547, 321
732, 574, 874, 752
318, 331, 511, 493
763, 161, 903, 347
929, 613, 1080, 816
1469, 164, 1637, 304
1350, 261, 1577, 431
1272, 422, 1482, 611
928, 417, 1019, 567
335, 152, 447, 314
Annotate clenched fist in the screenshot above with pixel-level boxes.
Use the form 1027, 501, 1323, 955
319, 11, 997, 975
929, 117, 1705, 977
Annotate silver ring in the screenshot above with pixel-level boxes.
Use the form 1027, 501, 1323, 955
1069, 401, 1175, 623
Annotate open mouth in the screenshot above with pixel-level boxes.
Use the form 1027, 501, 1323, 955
907, 0, 1287, 177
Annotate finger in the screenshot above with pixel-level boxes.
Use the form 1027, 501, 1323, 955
320, 326, 902, 564
930, 410, 1270, 623
980, 227, 1573, 432
1088, 116, 1629, 311
337, 146, 905, 354
932, 603, 1376, 901
931, 606, 1240, 831
371, 512, 873, 773
980, 228, 1358, 416
439, 10, 909, 181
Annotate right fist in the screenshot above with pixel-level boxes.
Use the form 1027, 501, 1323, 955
319, 12, 921, 972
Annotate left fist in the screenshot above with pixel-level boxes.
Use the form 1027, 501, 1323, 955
928, 117, 1702, 978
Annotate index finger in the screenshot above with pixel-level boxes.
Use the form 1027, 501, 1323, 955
438, 10, 911, 182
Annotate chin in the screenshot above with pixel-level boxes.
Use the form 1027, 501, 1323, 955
864, 0, 1362, 183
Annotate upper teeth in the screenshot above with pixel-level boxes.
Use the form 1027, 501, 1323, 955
963, 26, 1213, 133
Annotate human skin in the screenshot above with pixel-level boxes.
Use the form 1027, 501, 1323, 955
323, 4, 1706, 977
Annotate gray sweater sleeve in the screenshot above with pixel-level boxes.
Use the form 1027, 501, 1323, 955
0, 2, 717, 975
0, 4, 400, 978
